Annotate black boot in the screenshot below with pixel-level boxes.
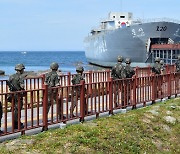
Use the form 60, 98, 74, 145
0, 130, 3, 135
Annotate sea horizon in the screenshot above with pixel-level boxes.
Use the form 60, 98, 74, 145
0, 51, 107, 80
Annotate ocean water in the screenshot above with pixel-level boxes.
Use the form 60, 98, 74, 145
0, 51, 101, 79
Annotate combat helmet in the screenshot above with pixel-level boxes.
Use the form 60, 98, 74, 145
15, 64, 25, 71
117, 56, 123, 62
76, 66, 84, 72
50, 62, 59, 70
155, 57, 160, 62
125, 58, 131, 64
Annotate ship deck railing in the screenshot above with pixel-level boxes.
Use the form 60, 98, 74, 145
133, 17, 180, 24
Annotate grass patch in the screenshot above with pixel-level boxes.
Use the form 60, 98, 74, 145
0, 97, 180, 153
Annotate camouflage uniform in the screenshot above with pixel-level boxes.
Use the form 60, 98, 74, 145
70, 66, 86, 116
44, 62, 61, 117
152, 58, 163, 98
111, 56, 126, 107
8, 64, 25, 129
152, 57, 161, 75
125, 58, 135, 105
175, 55, 180, 72
125, 58, 135, 78
111, 56, 126, 79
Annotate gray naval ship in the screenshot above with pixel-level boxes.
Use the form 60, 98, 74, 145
84, 12, 180, 67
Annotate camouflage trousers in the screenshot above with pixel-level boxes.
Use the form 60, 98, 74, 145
47, 90, 63, 119
7, 94, 23, 124
113, 82, 124, 108
70, 90, 87, 116
154, 76, 163, 99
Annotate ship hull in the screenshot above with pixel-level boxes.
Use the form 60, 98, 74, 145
84, 22, 180, 67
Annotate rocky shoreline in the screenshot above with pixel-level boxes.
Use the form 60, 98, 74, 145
24, 69, 63, 78
0, 69, 62, 78
0, 70, 5, 75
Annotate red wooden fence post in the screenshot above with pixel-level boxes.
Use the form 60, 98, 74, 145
135, 66, 139, 77
41, 74, 45, 85
80, 80, 85, 122
151, 74, 156, 104
167, 73, 171, 99
89, 71, 93, 95
107, 69, 111, 79
132, 76, 137, 109
109, 78, 113, 115
42, 84, 48, 131
67, 72, 71, 86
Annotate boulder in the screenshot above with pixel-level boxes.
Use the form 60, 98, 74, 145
0, 70, 5, 75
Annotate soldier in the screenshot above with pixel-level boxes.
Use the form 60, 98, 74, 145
152, 57, 161, 75
70, 66, 87, 117
125, 58, 135, 105
125, 58, 135, 78
111, 56, 126, 79
175, 55, 180, 72
111, 56, 126, 107
44, 62, 64, 119
8, 64, 25, 129
152, 57, 163, 98
0, 101, 3, 134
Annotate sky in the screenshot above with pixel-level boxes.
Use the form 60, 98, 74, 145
0, 0, 179, 51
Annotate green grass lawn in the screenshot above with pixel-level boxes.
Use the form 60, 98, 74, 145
0, 97, 180, 154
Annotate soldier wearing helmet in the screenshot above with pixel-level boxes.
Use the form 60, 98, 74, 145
175, 55, 180, 72
125, 58, 135, 78
152, 57, 161, 74
124, 58, 135, 106
8, 64, 26, 129
70, 65, 87, 117
44, 62, 64, 119
111, 56, 126, 79
152, 57, 164, 99
111, 56, 126, 108
72, 66, 85, 87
